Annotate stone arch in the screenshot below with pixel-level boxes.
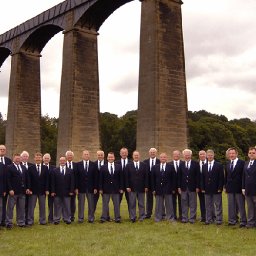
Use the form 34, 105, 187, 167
0, 47, 11, 67
21, 24, 63, 53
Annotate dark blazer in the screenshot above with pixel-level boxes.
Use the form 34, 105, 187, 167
1, 156, 12, 166
225, 159, 245, 193
66, 161, 78, 191
201, 161, 224, 194
76, 160, 98, 193
99, 163, 123, 194
0, 163, 6, 196
115, 159, 132, 171
151, 163, 176, 195
143, 158, 160, 190
242, 161, 256, 196
7, 163, 28, 195
94, 160, 107, 189
51, 167, 75, 197
178, 160, 200, 192
125, 161, 148, 193
169, 160, 183, 190
27, 164, 49, 195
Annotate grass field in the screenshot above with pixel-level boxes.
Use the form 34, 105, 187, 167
1, 195, 256, 256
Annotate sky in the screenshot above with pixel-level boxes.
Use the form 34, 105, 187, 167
1, 0, 256, 121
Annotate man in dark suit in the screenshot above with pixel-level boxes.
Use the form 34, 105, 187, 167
6, 154, 30, 228
51, 156, 75, 224
42, 153, 55, 223
99, 152, 123, 223
65, 150, 78, 222
125, 151, 148, 222
76, 150, 98, 223
0, 162, 6, 226
178, 148, 200, 224
115, 147, 132, 209
198, 150, 207, 222
143, 148, 160, 219
94, 150, 107, 214
27, 152, 49, 225
225, 147, 247, 227
20, 150, 33, 225
151, 153, 176, 222
201, 149, 224, 225
169, 150, 182, 221
0, 144, 12, 226
242, 147, 256, 228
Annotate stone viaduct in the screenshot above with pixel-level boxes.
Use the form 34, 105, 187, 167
0, 0, 188, 161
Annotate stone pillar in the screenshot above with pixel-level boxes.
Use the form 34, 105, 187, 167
6, 51, 41, 159
137, 0, 188, 160
57, 27, 100, 161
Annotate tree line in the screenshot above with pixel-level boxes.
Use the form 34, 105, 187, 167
0, 110, 256, 164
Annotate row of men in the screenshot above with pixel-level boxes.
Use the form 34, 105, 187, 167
1, 145, 256, 228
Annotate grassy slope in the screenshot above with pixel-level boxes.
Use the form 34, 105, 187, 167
0, 195, 256, 256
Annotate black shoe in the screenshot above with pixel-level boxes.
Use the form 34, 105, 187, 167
100, 219, 105, 223
54, 222, 59, 225
65, 221, 71, 225
18, 225, 26, 228
115, 219, 121, 223
239, 224, 246, 228
40, 223, 47, 225
88, 220, 94, 224
131, 219, 136, 223
228, 223, 236, 226
6, 225, 12, 229
145, 215, 151, 219
216, 222, 222, 226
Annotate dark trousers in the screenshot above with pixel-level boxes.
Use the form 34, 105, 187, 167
48, 195, 54, 223
120, 191, 129, 211
146, 190, 153, 217
25, 194, 29, 224
172, 192, 182, 220
1, 194, 7, 225
198, 192, 206, 221
70, 194, 76, 221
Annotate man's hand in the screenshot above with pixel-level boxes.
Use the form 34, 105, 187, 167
94, 189, 97, 194
178, 188, 181, 194
242, 189, 245, 196
9, 190, 14, 196
126, 188, 131, 193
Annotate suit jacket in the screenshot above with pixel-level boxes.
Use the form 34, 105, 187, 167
7, 163, 28, 195
51, 167, 75, 197
225, 159, 245, 193
27, 164, 49, 195
1, 156, 12, 166
115, 159, 132, 171
99, 163, 123, 194
151, 163, 176, 195
125, 161, 148, 193
178, 160, 200, 192
201, 161, 224, 194
143, 158, 160, 190
242, 160, 256, 196
94, 160, 107, 189
169, 160, 183, 190
44, 164, 55, 194
0, 163, 6, 196
76, 160, 98, 193
66, 161, 78, 192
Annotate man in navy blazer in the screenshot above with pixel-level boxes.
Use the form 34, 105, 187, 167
0, 162, 6, 226
178, 149, 200, 223
225, 147, 247, 227
94, 150, 107, 214
242, 147, 256, 228
151, 153, 176, 222
66, 150, 78, 222
99, 152, 123, 223
125, 151, 148, 222
6, 154, 30, 228
51, 156, 75, 224
42, 153, 55, 223
201, 150, 224, 225
27, 152, 49, 225
143, 148, 160, 219
76, 150, 98, 223
0, 145, 13, 226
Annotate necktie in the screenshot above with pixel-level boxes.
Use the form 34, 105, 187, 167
85, 161, 88, 172
186, 161, 189, 169
68, 162, 71, 169
123, 159, 125, 170
37, 164, 40, 175
23, 162, 27, 169
248, 161, 253, 169
230, 161, 234, 172
151, 159, 154, 170
136, 162, 139, 171
1, 156, 4, 164
110, 164, 114, 175
161, 164, 164, 176
61, 167, 64, 175
175, 161, 178, 172
18, 165, 22, 173
208, 163, 212, 172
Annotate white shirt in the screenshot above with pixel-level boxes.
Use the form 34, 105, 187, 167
160, 163, 166, 171
185, 160, 191, 169
134, 161, 140, 169
83, 160, 89, 170
150, 157, 157, 170
108, 163, 114, 174
208, 160, 214, 171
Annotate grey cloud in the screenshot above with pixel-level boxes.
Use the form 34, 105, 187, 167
107, 74, 138, 93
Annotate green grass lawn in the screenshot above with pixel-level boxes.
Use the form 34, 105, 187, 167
1, 195, 256, 256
